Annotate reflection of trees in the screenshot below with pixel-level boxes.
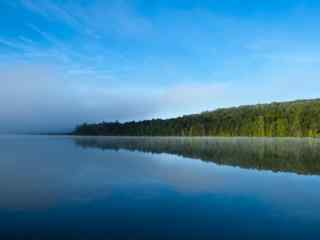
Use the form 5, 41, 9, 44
74, 137, 320, 176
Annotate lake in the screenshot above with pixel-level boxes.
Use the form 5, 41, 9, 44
1, 135, 320, 239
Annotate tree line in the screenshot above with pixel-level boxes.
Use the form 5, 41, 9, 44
73, 98, 320, 137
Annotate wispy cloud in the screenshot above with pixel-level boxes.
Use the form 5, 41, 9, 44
0, 38, 26, 50
20, 0, 79, 27
19, 0, 153, 39
1, 0, 320, 132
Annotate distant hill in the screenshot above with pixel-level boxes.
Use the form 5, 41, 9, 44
73, 98, 320, 137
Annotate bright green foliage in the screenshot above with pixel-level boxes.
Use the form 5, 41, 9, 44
74, 99, 320, 137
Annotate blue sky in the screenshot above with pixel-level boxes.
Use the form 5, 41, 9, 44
1, 0, 320, 132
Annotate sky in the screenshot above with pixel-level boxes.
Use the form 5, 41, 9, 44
1, 0, 320, 133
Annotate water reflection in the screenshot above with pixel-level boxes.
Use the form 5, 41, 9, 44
74, 137, 320, 175
1, 136, 320, 239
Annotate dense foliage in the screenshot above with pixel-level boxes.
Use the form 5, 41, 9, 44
73, 99, 320, 137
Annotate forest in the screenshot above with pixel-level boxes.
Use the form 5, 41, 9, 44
73, 98, 320, 137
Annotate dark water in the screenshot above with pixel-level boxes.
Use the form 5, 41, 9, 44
1, 136, 320, 239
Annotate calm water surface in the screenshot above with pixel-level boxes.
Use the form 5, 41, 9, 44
1, 135, 320, 239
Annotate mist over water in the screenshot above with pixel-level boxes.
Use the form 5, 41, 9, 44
74, 136, 320, 175
0, 135, 320, 239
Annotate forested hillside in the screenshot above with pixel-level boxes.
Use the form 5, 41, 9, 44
73, 99, 320, 137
